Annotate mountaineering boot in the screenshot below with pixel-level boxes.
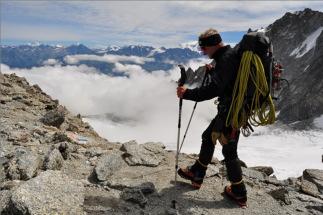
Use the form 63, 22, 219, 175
224, 184, 248, 209
177, 160, 207, 189
223, 158, 248, 208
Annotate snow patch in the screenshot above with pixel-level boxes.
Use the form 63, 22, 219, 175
290, 27, 323, 58
147, 47, 166, 57
179, 41, 199, 52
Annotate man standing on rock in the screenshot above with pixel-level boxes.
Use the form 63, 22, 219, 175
176, 28, 247, 208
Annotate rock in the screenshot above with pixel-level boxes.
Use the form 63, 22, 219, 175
58, 141, 78, 160
43, 148, 64, 170
265, 176, 288, 186
0, 96, 12, 104
301, 179, 320, 197
0, 180, 23, 190
303, 169, 323, 192
121, 141, 165, 167
205, 164, 220, 178
268, 187, 292, 205
0, 142, 14, 157
7, 130, 30, 144
95, 152, 124, 181
287, 177, 300, 187
120, 187, 148, 207
250, 166, 274, 176
142, 142, 165, 154
7, 148, 41, 180
85, 147, 106, 157
40, 108, 65, 128
10, 170, 85, 214
136, 182, 156, 194
0, 190, 11, 214
297, 193, 323, 204
242, 167, 267, 181
51, 131, 71, 143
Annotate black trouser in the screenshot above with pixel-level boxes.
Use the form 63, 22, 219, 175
192, 113, 247, 196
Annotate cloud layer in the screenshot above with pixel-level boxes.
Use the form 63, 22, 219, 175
2, 1, 323, 47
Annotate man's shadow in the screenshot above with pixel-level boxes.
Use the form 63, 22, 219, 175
156, 179, 242, 213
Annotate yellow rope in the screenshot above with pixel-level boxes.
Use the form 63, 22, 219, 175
226, 51, 275, 132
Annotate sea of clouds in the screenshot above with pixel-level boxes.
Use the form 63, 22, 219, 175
1, 54, 322, 180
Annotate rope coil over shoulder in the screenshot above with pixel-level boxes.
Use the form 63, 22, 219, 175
226, 51, 275, 134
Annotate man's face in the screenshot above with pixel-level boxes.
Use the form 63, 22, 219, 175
200, 46, 216, 58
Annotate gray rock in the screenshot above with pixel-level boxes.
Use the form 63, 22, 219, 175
95, 152, 124, 181
10, 170, 84, 215
242, 167, 267, 181
142, 142, 165, 154
0, 157, 9, 182
121, 141, 165, 167
58, 141, 78, 160
303, 169, 323, 193
51, 131, 71, 143
250, 166, 274, 176
0, 190, 11, 214
7, 148, 41, 180
0, 180, 23, 190
301, 179, 320, 197
268, 188, 292, 205
0, 142, 14, 158
205, 164, 220, 178
265, 176, 288, 186
120, 187, 147, 207
136, 182, 156, 194
85, 147, 106, 157
40, 109, 65, 128
43, 148, 64, 170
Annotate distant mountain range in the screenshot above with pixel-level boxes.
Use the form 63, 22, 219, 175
1, 43, 202, 74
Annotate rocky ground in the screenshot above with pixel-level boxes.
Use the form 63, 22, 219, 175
0, 72, 323, 215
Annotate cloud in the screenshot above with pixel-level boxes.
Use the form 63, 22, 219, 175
64, 54, 154, 65
1, 22, 82, 41
2, 1, 323, 47
43, 59, 60, 66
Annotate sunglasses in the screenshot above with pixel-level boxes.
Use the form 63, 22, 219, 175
199, 46, 207, 51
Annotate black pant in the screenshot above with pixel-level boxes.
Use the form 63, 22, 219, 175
197, 114, 243, 183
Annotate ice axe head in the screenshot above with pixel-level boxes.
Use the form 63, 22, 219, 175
177, 64, 187, 87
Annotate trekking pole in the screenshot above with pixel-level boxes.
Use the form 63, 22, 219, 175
179, 66, 208, 153
175, 65, 187, 187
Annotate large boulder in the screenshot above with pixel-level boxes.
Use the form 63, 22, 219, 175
303, 169, 323, 192
94, 151, 125, 181
120, 141, 166, 167
43, 148, 64, 170
7, 148, 41, 180
40, 108, 65, 128
10, 170, 85, 214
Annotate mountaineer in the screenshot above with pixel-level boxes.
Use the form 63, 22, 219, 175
176, 28, 276, 208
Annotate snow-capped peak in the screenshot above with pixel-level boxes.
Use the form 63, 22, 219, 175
179, 41, 199, 52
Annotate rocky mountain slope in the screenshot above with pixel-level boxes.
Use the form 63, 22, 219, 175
1, 72, 323, 214
266, 8, 323, 125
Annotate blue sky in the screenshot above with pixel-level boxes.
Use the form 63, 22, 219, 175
1, 1, 323, 48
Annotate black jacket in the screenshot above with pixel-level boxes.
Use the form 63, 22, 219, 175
183, 45, 240, 106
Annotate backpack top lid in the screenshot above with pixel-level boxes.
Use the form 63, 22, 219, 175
237, 32, 271, 57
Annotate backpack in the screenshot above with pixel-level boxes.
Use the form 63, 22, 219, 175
226, 31, 276, 135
